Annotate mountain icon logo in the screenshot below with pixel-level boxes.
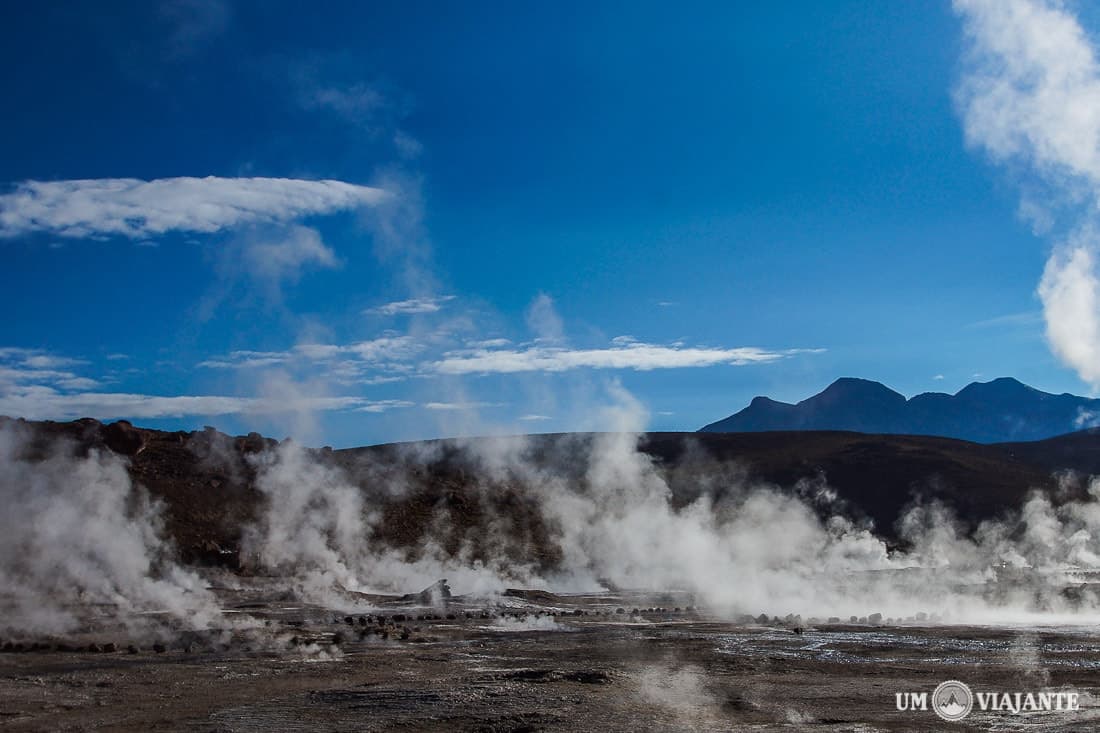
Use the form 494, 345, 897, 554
933, 680, 974, 722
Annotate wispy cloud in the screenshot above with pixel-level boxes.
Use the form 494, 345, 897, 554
304, 83, 386, 124
197, 350, 292, 369
0, 176, 387, 240
429, 342, 820, 375
161, 0, 231, 57
518, 414, 552, 421
365, 295, 456, 316
423, 401, 505, 411
0, 388, 409, 421
236, 225, 339, 285
0, 348, 97, 391
200, 336, 423, 371
0, 345, 411, 420
965, 310, 1044, 329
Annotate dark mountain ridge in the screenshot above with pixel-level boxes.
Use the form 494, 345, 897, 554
700, 377, 1100, 443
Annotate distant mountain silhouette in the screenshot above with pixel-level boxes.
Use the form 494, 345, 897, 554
699, 377, 1100, 443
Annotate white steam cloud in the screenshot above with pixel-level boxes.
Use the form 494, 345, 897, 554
0, 176, 387, 239
12, 378, 1100, 640
0, 421, 224, 637
226, 381, 1100, 624
955, 0, 1100, 386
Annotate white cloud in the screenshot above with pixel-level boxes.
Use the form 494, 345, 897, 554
423, 401, 505, 411
197, 350, 291, 369
955, 0, 1100, 189
306, 83, 385, 122
0, 386, 408, 421
525, 293, 565, 343
430, 342, 817, 375
954, 0, 1100, 387
365, 295, 456, 316
518, 414, 552, 421
237, 225, 339, 285
200, 336, 423, 371
353, 400, 415, 413
933, 374, 946, 381
0, 176, 387, 240
0, 346, 411, 421
0, 348, 93, 391
465, 338, 511, 349
1039, 242, 1100, 383
965, 310, 1044, 329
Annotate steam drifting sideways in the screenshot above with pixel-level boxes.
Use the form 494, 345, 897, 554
955, 0, 1100, 387
9, 392, 1100, 653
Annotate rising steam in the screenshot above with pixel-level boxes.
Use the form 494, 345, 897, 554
232, 382, 1100, 624
10, 378, 1100, 639
0, 421, 224, 637
955, 0, 1100, 387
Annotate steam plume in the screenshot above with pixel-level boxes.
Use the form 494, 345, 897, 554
955, 0, 1100, 387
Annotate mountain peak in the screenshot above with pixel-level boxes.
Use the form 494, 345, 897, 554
815, 377, 905, 402
700, 377, 1099, 443
955, 377, 1049, 404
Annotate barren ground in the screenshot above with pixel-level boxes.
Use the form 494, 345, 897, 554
3, 587, 1099, 732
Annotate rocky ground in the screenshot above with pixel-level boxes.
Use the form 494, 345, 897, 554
2, 586, 1100, 732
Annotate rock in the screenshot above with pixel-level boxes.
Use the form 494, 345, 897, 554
237, 432, 270, 454
400, 579, 453, 606
102, 420, 145, 456
152, 643, 166, 654
503, 588, 562, 604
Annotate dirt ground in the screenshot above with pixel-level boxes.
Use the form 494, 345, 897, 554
3, 590, 1100, 732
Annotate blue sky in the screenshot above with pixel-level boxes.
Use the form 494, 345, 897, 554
1, 1, 1094, 446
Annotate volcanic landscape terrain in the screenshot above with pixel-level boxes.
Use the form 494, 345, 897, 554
4, 417, 1100, 730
